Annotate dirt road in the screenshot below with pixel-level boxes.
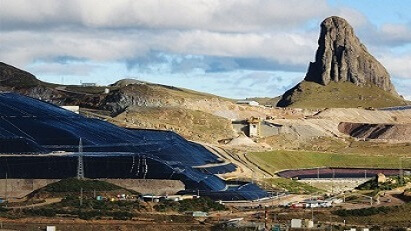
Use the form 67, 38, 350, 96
8, 198, 62, 209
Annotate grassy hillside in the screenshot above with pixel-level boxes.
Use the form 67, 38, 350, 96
0, 62, 55, 88
331, 203, 411, 227
277, 81, 407, 108
119, 82, 233, 102
248, 150, 411, 174
342, 140, 411, 156
29, 178, 139, 199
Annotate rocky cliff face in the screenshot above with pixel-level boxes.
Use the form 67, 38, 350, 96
304, 16, 399, 96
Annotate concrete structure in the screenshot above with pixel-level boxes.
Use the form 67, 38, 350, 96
247, 117, 261, 137
46, 226, 56, 231
233, 120, 282, 138
104, 88, 110, 94
236, 100, 259, 106
61, 105, 80, 114
291, 219, 302, 228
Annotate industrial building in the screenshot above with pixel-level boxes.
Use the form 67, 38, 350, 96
0, 93, 268, 201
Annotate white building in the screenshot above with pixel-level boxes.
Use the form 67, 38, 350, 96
236, 100, 259, 106
81, 82, 97, 87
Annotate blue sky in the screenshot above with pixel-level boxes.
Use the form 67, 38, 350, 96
1, 0, 410, 99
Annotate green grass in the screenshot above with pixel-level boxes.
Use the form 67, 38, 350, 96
44, 178, 122, 192
12, 197, 143, 220
264, 178, 322, 194
278, 81, 407, 108
298, 137, 411, 156
30, 178, 140, 199
248, 150, 411, 174
121, 82, 233, 102
343, 141, 411, 156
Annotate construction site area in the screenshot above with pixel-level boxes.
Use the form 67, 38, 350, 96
0, 93, 410, 230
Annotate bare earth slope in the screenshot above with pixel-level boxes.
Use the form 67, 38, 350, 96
338, 122, 411, 141
114, 106, 236, 144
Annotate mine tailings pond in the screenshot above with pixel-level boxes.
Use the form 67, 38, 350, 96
277, 167, 410, 179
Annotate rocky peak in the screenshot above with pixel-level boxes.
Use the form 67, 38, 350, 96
304, 16, 399, 96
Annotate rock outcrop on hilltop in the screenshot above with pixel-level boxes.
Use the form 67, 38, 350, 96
0, 62, 105, 106
305, 16, 398, 95
277, 16, 405, 108
0, 62, 40, 87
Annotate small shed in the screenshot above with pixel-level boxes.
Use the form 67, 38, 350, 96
247, 117, 261, 137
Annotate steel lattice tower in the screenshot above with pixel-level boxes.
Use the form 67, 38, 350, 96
77, 138, 84, 179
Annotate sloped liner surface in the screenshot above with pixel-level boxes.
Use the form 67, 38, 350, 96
0, 93, 268, 200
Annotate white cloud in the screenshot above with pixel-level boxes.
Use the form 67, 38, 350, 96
0, 0, 330, 31
378, 23, 411, 46
333, 7, 369, 29
1, 0, 410, 99
0, 28, 317, 71
27, 62, 99, 76
0, 0, 331, 32
379, 54, 411, 79
0, 0, 365, 70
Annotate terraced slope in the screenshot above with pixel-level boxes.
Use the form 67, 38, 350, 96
339, 122, 411, 141
115, 106, 236, 144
